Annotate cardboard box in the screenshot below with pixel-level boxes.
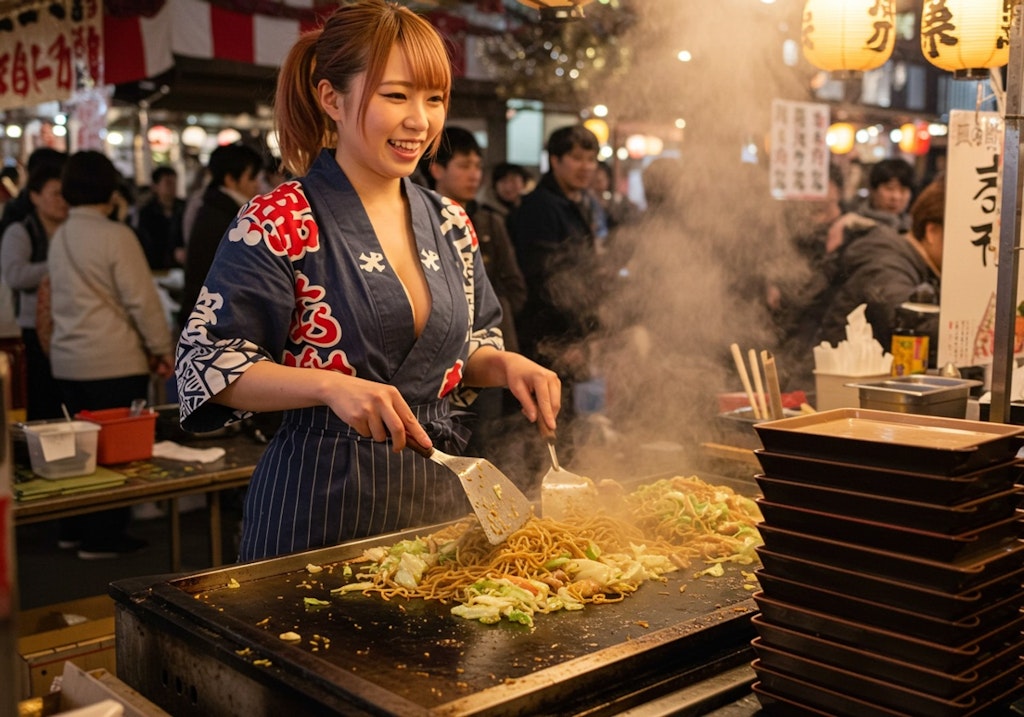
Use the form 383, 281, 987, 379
18, 662, 170, 716
16, 595, 116, 700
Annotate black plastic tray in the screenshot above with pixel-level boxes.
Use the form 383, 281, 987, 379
757, 498, 1023, 562
757, 523, 1024, 592
753, 409, 1024, 476
752, 659, 1024, 717
754, 569, 1023, 644
754, 474, 1022, 534
752, 677, 904, 717
753, 592, 1024, 673
754, 450, 1023, 504
752, 616, 1023, 698
751, 640, 1024, 717
755, 548, 1024, 621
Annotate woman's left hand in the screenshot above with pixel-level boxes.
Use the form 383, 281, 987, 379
464, 347, 561, 430
502, 352, 561, 432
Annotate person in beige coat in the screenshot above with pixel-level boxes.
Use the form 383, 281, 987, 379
44, 150, 173, 559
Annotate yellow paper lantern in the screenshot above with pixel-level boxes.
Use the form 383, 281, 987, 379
826, 122, 856, 154
583, 118, 609, 145
920, 0, 1012, 79
802, 0, 896, 77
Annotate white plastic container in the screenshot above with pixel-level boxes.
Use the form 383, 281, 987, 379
814, 371, 889, 412
22, 420, 101, 479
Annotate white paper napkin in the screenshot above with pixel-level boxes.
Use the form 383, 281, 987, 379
152, 440, 226, 463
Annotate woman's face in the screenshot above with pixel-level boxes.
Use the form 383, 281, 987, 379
30, 178, 68, 225
327, 46, 446, 184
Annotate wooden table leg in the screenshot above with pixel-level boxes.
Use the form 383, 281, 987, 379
169, 497, 181, 571
209, 490, 222, 566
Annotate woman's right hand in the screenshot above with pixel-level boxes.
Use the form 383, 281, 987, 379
324, 373, 431, 452
211, 362, 431, 451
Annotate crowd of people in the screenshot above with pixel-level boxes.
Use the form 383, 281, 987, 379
0, 0, 947, 565
771, 158, 945, 389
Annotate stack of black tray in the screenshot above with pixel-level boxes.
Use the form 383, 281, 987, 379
747, 408, 1024, 716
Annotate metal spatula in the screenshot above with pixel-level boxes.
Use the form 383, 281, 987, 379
407, 437, 532, 544
539, 426, 597, 521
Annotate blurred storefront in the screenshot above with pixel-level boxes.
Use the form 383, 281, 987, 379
0, 0, 1008, 201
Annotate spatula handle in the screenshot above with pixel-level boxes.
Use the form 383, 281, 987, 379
405, 435, 434, 459
537, 422, 562, 471
537, 420, 555, 441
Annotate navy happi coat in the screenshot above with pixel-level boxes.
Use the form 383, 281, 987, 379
176, 150, 504, 561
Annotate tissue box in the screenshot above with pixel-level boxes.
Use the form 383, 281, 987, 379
814, 371, 889, 412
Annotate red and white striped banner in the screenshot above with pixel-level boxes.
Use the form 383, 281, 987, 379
103, 0, 318, 86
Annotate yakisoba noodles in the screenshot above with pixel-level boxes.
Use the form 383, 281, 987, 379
625, 475, 763, 562
335, 475, 762, 626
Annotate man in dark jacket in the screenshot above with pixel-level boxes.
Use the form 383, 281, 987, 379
510, 125, 602, 459
178, 143, 262, 331
134, 165, 185, 270
816, 181, 944, 353
852, 158, 915, 233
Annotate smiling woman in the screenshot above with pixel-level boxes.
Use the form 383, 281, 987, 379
174, 0, 561, 563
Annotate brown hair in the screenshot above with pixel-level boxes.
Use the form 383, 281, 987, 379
910, 179, 944, 243
275, 0, 452, 176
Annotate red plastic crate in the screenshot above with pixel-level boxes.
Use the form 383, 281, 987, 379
74, 407, 157, 464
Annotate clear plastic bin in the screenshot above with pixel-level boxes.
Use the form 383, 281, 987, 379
22, 420, 101, 479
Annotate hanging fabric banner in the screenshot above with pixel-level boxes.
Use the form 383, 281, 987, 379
0, 0, 104, 110
768, 99, 830, 200
936, 109, 1024, 371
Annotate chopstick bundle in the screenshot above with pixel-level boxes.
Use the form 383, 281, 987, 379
730, 343, 762, 419
749, 348, 770, 419
731, 344, 789, 420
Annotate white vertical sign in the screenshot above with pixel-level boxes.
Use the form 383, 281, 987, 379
937, 109, 1024, 370
769, 99, 830, 200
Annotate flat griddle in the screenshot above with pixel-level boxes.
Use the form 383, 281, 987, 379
111, 515, 759, 716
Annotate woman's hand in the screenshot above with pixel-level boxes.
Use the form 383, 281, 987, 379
212, 362, 431, 452
464, 347, 561, 430
323, 373, 432, 452
499, 352, 561, 431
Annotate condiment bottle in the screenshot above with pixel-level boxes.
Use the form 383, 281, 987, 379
891, 307, 929, 376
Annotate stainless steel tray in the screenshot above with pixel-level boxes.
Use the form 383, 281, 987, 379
753, 408, 1024, 475
846, 375, 982, 401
